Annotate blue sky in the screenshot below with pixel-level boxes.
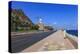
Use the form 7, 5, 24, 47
10, 1, 78, 30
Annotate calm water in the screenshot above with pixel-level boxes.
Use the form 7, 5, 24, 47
66, 30, 78, 37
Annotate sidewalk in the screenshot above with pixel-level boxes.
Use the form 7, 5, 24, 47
11, 31, 46, 36
22, 30, 77, 52
11, 32, 37, 36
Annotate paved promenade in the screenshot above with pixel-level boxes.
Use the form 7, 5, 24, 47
22, 30, 77, 52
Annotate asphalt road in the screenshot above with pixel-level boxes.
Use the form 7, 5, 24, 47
11, 31, 55, 53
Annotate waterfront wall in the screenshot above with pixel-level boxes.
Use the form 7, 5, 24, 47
65, 32, 78, 49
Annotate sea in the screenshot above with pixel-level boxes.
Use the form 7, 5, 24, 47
66, 30, 78, 37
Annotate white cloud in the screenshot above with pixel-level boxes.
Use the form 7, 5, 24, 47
54, 22, 57, 25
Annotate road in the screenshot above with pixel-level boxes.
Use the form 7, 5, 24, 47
11, 31, 55, 53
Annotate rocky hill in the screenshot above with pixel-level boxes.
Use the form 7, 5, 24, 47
11, 9, 34, 31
